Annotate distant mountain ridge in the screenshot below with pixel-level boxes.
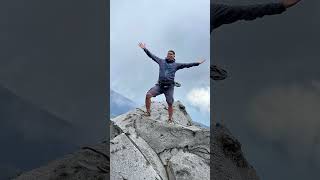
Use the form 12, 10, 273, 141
110, 89, 209, 128
0, 85, 77, 180
192, 121, 209, 128
110, 89, 136, 117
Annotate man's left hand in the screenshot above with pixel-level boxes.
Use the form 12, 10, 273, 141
198, 59, 206, 64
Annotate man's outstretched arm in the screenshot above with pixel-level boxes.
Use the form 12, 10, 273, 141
176, 59, 206, 70
138, 42, 161, 64
211, 0, 301, 31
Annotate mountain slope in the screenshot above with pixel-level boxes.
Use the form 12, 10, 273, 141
13, 141, 108, 180
110, 89, 136, 118
0, 85, 77, 179
110, 101, 259, 180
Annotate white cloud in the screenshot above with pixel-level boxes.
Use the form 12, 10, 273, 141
187, 86, 210, 113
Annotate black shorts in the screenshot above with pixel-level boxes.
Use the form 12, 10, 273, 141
146, 83, 174, 105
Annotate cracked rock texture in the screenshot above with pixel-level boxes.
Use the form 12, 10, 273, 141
111, 101, 259, 180
111, 101, 210, 180
14, 100, 259, 180
210, 126, 260, 180
13, 141, 108, 180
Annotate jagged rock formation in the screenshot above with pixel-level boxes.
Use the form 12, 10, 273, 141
14, 100, 259, 180
211, 125, 260, 180
111, 101, 259, 180
13, 141, 108, 180
110, 101, 210, 180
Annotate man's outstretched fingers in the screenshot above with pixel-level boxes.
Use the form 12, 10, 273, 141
138, 42, 146, 49
282, 0, 302, 8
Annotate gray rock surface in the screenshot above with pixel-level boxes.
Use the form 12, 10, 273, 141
211, 125, 260, 180
14, 142, 108, 180
111, 101, 210, 180
168, 151, 210, 180
111, 100, 259, 180
110, 133, 162, 180
14, 100, 259, 180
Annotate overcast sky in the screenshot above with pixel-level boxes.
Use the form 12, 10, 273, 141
0, 1, 106, 178
111, 0, 210, 126
1, 0, 319, 179
213, 0, 320, 179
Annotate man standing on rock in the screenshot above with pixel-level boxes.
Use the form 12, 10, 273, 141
211, 0, 302, 80
139, 42, 206, 123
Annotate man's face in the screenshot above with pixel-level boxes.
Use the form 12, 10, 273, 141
166, 51, 175, 61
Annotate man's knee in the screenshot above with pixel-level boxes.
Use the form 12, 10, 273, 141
166, 98, 174, 106
146, 92, 153, 99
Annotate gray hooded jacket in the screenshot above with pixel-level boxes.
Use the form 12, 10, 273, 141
143, 48, 200, 82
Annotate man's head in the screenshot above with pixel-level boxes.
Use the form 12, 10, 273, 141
166, 50, 175, 61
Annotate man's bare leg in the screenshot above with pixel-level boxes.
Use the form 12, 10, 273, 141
168, 104, 173, 123
145, 94, 152, 116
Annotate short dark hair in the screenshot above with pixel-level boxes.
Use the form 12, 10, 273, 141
168, 50, 175, 55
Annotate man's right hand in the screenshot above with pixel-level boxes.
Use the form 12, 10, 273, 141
138, 42, 146, 49
197, 59, 206, 65
282, 0, 302, 8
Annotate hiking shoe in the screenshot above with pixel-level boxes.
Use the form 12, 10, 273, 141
211, 65, 228, 80
142, 111, 151, 117
174, 82, 181, 87
167, 118, 174, 124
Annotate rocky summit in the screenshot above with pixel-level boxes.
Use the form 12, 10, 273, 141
110, 101, 210, 180
13, 141, 108, 180
14, 100, 259, 180
111, 100, 259, 180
